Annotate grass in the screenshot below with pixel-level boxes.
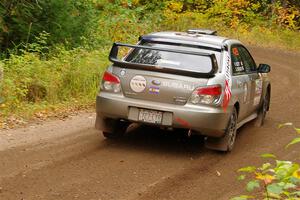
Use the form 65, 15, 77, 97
0, 47, 109, 127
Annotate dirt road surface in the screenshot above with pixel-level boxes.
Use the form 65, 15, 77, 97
0, 47, 299, 200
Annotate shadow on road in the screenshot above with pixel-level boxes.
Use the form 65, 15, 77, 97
98, 120, 260, 158
100, 124, 218, 158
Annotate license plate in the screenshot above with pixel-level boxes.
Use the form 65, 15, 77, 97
138, 109, 163, 124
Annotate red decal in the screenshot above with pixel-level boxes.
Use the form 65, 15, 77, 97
222, 80, 232, 112
175, 117, 190, 127
232, 48, 239, 56
222, 54, 232, 112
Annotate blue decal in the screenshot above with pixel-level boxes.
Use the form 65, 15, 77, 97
149, 86, 160, 94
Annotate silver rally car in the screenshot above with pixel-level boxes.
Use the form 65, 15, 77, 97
95, 29, 271, 151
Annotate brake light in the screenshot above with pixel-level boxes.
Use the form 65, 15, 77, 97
103, 71, 120, 83
196, 86, 221, 96
101, 71, 121, 93
190, 85, 222, 105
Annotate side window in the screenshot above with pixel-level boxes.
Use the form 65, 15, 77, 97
231, 46, 245, 75
238, 46, 257, 73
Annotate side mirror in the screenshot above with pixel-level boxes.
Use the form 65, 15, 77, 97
257, 64, 271, 73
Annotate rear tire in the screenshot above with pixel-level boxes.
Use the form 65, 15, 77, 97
102, 120, 129, 139
254, 92, 270, 127
205, 107, 238, 152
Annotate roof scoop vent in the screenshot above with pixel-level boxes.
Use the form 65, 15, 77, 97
187, 29, 217, 36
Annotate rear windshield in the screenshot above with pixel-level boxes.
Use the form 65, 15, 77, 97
125, 43, 219, 74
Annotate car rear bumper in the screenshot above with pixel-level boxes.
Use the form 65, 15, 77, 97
96, 92, 231, 137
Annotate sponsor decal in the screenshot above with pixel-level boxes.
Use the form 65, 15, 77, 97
173, 96, 187, 104
149, 86, 160, 94
233, 61, 245, 71
222, 54, 232, 112
161, 81, 194, 91
232, 47, 239, 56
130, 75, 146, 93
152, 79, 161, 86
235, 66, 244, 72
234, 61, 241, 67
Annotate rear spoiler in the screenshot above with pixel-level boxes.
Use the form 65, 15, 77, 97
109, 42, 218, 78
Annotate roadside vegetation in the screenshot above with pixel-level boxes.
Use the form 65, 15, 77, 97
232, 124, 300, 200
0, 0, 300, 127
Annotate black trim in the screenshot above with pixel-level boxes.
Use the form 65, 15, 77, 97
222, 43, 229, 51
109, 42, 218, 78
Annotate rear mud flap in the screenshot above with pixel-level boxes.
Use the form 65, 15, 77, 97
204, 136, 228, 151
95, 114, 117, 133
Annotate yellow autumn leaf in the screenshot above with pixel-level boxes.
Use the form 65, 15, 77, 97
255, 173, 275, 184
293, 170, 300, 179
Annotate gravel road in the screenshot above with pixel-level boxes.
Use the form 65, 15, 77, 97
0, 47, 299, 200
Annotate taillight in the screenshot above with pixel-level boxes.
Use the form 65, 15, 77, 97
103, 71, 120, 83
101, 71, 121, 93
189, 85, 222, 105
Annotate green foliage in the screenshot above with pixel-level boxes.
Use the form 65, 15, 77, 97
232, 125, 300, 200
261, 153, 277, 159
278, 123, 300, 148
0, 0, 99, 53
286, 137, 300, 148
246, 180, 260, 192
159, 0, 300, 30
0, 46, 109, 118
92, 2, 163, 46
23, 31, 50, 56
239, 166, 257, 173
